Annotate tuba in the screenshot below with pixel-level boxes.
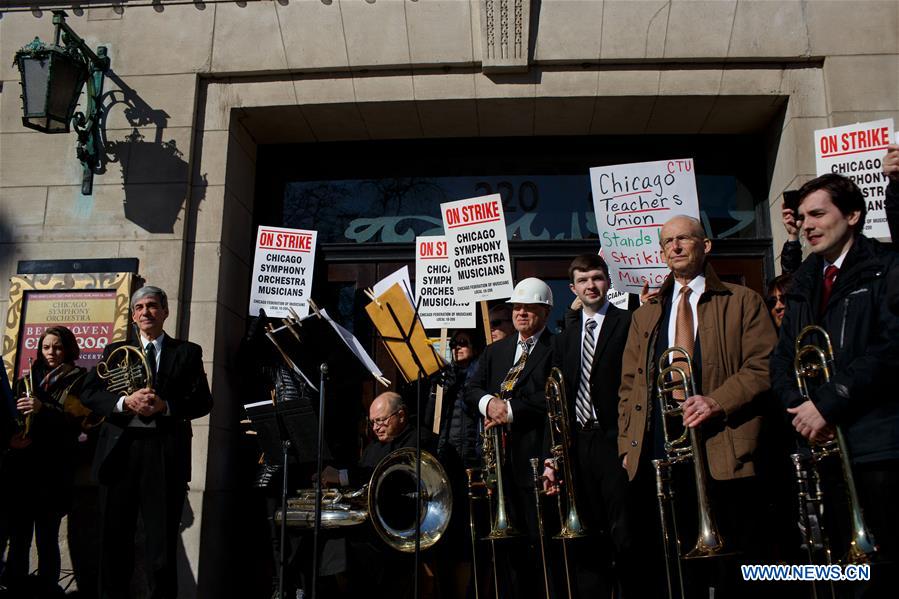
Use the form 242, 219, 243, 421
655, 347, 730, 599
275, 448, 452, 553
791, 325, 877, 565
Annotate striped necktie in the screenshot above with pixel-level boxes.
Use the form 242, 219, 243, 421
575, 319, 598, 425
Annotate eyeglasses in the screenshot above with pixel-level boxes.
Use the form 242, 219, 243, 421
369, 410, 401, 429
661, 234, 701, 249
765, 294, 786, 309
490, 319, 510, 328
449, 338, 470, 349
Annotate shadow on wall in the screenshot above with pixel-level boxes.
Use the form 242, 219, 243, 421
100, 72, 207, 234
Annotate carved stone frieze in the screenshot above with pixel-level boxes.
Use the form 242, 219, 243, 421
480, 0, 531, 73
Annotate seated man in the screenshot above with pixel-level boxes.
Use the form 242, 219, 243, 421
322, 392, 437, 599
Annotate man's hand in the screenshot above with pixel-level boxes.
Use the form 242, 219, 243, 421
682, 395, 724, 428
124, 388, 165, 417
318, 465, 341, 487
483, 397, 509, 430
16, 395, 42, 415
884, 144, 899, 182
782, 202, 800, 241
787, 400, 831, 443
640, 282, 660, 305
621, 454, 628, 470
543, 458, 560, 495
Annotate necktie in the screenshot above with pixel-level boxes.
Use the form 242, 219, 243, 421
673, 287, 694, 400
575, 319, 598, 425
139, 343, 158, 423
500, 340, 531, 396
820, 265, 839, 317
145, 342, 158, 381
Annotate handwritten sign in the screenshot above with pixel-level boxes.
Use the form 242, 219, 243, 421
815, 119, 895, 240
590, 159, 700, 293
415, 236, 475, 329
249, 226, 318, 318
440, 194, 514, 302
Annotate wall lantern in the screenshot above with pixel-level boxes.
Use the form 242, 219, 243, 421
13, 10, 110, 195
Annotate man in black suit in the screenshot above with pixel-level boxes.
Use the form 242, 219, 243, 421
467, 277, 554, 597
543, 254, 633, 598
81, 285, 213, 599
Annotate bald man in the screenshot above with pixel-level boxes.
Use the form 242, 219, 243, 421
322, 391, 436, 488
617, 215, 777, 597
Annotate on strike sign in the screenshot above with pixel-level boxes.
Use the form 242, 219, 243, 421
815, 118, 895, 240
249, 226, 317, 318
440, 194, 513, 302
590, 158, 700, 293
415, 236, 475, 329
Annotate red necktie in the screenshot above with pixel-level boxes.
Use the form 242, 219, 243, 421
820, 265, 839, 316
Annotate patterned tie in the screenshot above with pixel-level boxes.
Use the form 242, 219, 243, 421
500, 339, 531, 397
820, 265, 839, 317
575, 319, 598, 425
673, 287, 694, 400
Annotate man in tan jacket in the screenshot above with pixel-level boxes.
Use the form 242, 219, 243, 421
617, 215, 777, 597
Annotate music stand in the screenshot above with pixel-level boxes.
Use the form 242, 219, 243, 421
364, 283, 445, 599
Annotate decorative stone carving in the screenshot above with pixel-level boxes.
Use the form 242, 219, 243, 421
480, 0, 531, 73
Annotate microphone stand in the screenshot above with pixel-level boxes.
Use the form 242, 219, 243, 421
311, 363, 327, 599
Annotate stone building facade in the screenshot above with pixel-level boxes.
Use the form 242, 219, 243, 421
1, 1, 898, 597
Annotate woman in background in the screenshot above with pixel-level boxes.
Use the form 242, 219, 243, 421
0, 326, 85, 598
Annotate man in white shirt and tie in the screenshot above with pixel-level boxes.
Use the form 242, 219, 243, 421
82, 285, 213, 599
618, 215, 776, 597
542, 254, 633, 598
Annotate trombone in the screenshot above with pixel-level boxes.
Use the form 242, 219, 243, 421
791, 325, 877, 566
655, 347, 730, 599
535, 367, 586, 599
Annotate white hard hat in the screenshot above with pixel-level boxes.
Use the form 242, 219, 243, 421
506, 278, 553, 307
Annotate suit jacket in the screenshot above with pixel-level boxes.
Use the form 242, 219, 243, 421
466, 329, 553, 489
552, 304, 631, 437
81, 335, 213, 484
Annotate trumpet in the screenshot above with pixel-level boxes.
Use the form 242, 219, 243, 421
791, 325, 877, 565
655, 347, 730, 599
10, 358, 36, 449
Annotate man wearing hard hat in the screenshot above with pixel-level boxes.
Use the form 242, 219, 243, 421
467, 277, 555, 596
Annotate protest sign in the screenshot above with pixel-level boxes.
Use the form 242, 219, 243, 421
440, 194, 514, 302
415, 236, 475, 329
590, 159, 700, 293
815, 119, 895, 240
249, 226, 317, 318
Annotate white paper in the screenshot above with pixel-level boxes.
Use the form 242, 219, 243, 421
440, 194, 514, 302
249, 226, 317, 318
372, 266, 414, 307
414, 236, 476, 329
590, 159, 700, 293
814, 119, 894, 241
